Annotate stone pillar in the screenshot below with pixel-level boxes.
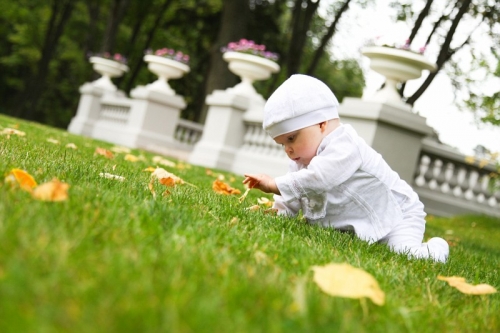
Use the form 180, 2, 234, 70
188, 90, 249, 170
67, 83, 107, 136
339, 97, 433, 184
129, 86, 186, 151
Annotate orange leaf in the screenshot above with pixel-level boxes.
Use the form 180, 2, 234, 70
212, 179, 241, 195
94, 147, 114, 159
32, 178, 69, 202
437, 276, 497, 295
5, 168, 37, 191
159, 177, 176, 187
151, 168, 184, 185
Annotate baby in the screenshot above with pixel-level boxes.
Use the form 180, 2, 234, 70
243, 74, 449, 263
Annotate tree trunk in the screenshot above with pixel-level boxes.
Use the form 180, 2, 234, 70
306, 0, 351, 75
83, 0, 101, 60
197, 0, 249, 123
101, 0, 131, 53
286, 0, 320, 77
16, 0, 75, 120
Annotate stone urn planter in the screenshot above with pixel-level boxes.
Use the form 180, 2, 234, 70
89, 56, 129, 91
361, 46, 437, 106
223, 51, 280, 99
144, 54, 190, 95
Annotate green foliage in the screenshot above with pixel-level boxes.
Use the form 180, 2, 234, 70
1, 114, 499, 333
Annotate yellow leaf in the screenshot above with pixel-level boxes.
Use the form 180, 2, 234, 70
311, 263, 385, 305
5, 168, 37, 191
212, 179, 241, 195
65, 143, 78, 149
151, 168, 184, 185
143, 167, 156, 172
32, 178, 69, 202
437, 276, 497, 295
110, 146, 131, 154
124, 154, 139, 162
257, 197, 274, 207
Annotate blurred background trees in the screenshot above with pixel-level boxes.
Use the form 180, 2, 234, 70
0, 0, 498, 129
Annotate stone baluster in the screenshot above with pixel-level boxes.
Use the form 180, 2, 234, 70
464, 170, 479, 201
428, 159, 443, 190
415, 155, 430, 187
440, 162, 454, 194
452, 166, 467, 197
475, 174, 489, 204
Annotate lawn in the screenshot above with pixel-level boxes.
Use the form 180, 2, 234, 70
0, 114, 499, 333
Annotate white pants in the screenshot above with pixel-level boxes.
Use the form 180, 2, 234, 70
378, 199, 449, 262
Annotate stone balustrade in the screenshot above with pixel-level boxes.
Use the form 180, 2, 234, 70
413, 137, 500, 217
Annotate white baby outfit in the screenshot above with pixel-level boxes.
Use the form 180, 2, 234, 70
264, 74, 449, 263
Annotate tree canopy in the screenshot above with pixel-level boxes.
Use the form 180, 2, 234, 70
0, 0, 498, 129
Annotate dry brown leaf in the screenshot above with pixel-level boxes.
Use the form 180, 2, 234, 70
151, 168, 184, 184
245, 205, 260, 211
32, 178, 69, 202
152, 156, 176, 167
205, 169, 213, 176
46, 138, 60, 144
1, 128, 26, 137
212, 179, 241, 195
437, 276, 497, 295
263, 208, 278, 215
5, 168, 37, 191
257, 197, 274, 207
311, 263, 385, 306
95, 147, 114, 159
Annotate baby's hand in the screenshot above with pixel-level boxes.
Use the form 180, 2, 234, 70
243, 173, 280, 195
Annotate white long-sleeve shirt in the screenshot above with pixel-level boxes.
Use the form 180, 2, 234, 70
274, 123, 424, 243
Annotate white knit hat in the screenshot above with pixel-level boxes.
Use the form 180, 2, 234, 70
263, 74, 339, 138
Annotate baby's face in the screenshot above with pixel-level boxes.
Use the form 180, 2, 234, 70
274, 123, 325, 166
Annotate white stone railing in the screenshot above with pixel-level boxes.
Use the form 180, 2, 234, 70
99, 102, 131, 124
413, 137, 500, 217
241, 122, 286, 157
174, 118, 204, 149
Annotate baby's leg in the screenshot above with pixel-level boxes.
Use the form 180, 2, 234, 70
378, 201, 449, 263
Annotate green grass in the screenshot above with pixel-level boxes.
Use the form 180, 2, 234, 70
0, 113, 499, 333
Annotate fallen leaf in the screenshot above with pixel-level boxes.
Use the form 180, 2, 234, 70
437, 276, 497, 295
1, 128, 26, 137
311, 263, 385, 306
263, 208, 278, 215
245, 205, 260, 211
95, 147, 114, 159
32, 178, 69, 202
5, 168, 37, 191
152, 156, 176, 167
124, 154, 139, 162
46, 138, 60, 144
213, 179, 241, 195
99, 172, 125, 181
205, 169, 213, 176
143, 167, 156, 172
65, 143, 78, 149
111, 146, 131, 154
257, 197, 273, 207
151, 168, 184, 184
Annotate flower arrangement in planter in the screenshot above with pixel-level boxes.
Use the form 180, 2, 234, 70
364, 37, 427, 55
221, 39, 279, 61
145, 48, 190, 65
88, 51, 128, 65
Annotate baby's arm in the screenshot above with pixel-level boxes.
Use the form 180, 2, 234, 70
243, 173, 280, 195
